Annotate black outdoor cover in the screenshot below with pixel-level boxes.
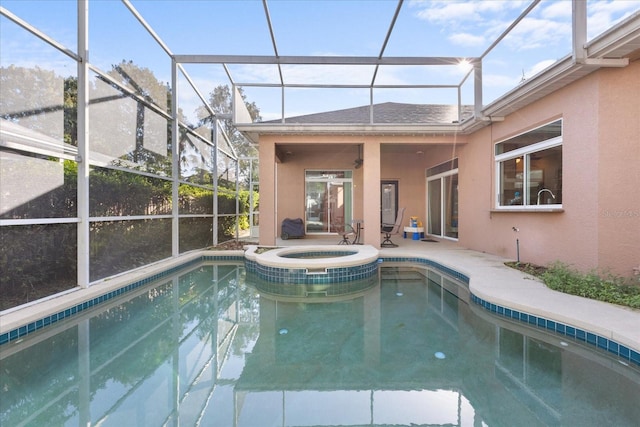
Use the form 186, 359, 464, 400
281, 218, 305, 239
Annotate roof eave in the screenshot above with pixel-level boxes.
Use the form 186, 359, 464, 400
236, 123, 468, 142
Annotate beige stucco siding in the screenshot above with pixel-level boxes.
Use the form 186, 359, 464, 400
461, 74, 600, 271
457, 61, 639, 276
596, 60, 640, 277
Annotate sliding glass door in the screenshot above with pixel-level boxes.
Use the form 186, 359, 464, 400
427, 160, 458, 239
305, 171, 352, 234
428, 179, 442, 235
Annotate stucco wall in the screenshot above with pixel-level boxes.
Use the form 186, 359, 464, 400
276, 141, 364, 225
460, 60, 639, 277
462, 78, 600, 270
380, 144, 461, 228
596, 60, 640, 277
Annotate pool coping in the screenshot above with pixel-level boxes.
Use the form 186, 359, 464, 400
1, 246, 639, 366
245, 244, 379, 269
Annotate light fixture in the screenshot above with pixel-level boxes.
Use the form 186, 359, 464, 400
354, 145, 363, 169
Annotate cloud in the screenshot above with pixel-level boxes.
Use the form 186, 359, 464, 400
483, 57, 563, 94
483, 72, 521, 89
503, 17, 572, 51
540, 1, 572, 20
412, 0, 526, 25
525, 59, 557, 79
448, 32, 485, 47
587, 0, 640, 38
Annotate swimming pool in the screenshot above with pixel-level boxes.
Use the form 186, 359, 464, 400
1, 262, 639, 426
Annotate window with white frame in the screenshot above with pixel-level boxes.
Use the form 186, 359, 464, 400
495, 120, 562, 208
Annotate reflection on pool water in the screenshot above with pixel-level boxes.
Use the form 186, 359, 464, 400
1, 263, 639, 426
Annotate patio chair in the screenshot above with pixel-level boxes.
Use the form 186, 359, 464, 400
381, 207, 405, 248
334, 222, 357, 245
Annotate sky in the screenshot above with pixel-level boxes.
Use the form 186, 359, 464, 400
2, 0, 639, 123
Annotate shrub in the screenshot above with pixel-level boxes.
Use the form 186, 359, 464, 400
540, 262, 640, 309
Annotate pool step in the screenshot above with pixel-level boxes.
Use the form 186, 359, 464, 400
380, 268, 426, 282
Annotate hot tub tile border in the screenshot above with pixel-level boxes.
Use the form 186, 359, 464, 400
247, 258, 379, 284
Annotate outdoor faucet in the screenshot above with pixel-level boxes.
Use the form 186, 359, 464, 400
537, 188, 556, 205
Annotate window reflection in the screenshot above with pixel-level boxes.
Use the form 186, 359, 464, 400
89, 73, 170, 175
0, 18, 78, 146
1, 151, 77, 219
179, 127, 214, 186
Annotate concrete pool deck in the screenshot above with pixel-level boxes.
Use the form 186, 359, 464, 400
1, 234, 638, 359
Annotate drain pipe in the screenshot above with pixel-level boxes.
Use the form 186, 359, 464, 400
512, 227, 520, 264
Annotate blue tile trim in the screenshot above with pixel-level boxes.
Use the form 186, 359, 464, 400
470, 293, 640, 367
248, 258, 379, 285
0, 254, 244, 346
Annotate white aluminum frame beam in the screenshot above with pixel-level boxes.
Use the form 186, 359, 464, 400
173, 55, 480, 66
371, 0, 404, 86
77, 0, 90, 288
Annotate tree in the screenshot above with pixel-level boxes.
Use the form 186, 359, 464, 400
196, 85, 261, 160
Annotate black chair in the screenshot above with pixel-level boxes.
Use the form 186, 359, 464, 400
381, 207, 405, 248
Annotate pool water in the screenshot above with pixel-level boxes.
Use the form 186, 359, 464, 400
1, 263, 639, 426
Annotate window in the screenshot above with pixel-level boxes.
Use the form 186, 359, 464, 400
495, 120, 562, 208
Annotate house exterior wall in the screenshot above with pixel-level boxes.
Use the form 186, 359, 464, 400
460, 60, 639, 277
257, 60, 639, 277
380, 145, 462, 229
259, 135, 466, 247
462, 77, 600, 271
596, 60, 640, 277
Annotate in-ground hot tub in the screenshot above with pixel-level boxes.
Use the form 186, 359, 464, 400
244, 245, 380, 289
